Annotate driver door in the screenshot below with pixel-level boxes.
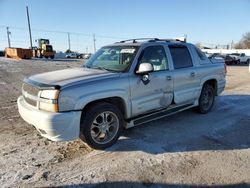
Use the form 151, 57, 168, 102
129, 45, 174, 116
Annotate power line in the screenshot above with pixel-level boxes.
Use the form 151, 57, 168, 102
0, 25, 125, 40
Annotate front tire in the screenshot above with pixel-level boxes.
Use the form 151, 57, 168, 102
80, 103, 123, 149
196, 84, 215, 114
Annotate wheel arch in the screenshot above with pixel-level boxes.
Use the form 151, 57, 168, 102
81, 96, 128, 121
203, 79, 217, 95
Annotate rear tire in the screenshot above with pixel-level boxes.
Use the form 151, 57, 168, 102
80, 102, 124, 149
196, 84, 215, 114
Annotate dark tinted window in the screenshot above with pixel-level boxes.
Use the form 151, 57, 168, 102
169, 46, 193, 69
138, 46, 168, 71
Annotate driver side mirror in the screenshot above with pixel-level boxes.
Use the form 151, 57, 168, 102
136, 63, 153, 85
136, 63, 153, 74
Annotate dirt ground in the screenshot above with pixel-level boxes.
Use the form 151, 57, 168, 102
0, 57, 250, 188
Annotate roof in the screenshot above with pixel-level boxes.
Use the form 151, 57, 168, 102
105, 38, 188, 48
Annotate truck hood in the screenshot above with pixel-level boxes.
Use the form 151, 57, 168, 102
27, 67, 119, 89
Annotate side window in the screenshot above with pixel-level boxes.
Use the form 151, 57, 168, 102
138, 46, 168, 71
169, 46, 193, 69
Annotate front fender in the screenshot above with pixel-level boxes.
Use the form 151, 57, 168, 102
74, 89, 131, 118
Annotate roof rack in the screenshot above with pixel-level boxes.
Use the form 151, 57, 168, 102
117, 38, 159, 43
116, 38, 186, 44
154, 38, 186, 43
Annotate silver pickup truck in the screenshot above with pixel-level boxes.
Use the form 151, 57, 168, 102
18, 38, 226, 149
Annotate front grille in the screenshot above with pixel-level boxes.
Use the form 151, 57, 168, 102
23, 96, 37, 106
23, 83, 39, 96
22, 83, 39, 107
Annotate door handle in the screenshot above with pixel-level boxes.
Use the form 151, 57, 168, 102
190, 72, 195, 77
166, 76, 172, 80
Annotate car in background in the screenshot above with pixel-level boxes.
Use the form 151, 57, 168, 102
0, 50, 5, 57
76, 53, 84, 59
65, 53, 78, 58
224, 54, 236, 65
229, 53, 240, 64
237, 53, 250, 64
229, 53, 240, 58
83, 53, 91, 59
208, 53, 225, 64
204, 52, 212, 58
66, 53, 91, 59
209, 53, 224, 59
66, 53, 84, 59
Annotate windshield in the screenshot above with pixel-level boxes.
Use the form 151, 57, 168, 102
84, 46, 139, 72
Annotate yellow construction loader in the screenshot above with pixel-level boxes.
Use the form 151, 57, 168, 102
33, 39, 55, 59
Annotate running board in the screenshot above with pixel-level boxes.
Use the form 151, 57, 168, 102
125, 104, 196, 129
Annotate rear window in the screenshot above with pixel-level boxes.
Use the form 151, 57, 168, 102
169, 46, 193, 69
195, 47, 207, 60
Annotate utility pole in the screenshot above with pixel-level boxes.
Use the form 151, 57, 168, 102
67, 32, 71, 51
93, 34, 96, 53
6, 27, 11, 47
76, 34, 79, 51
26, 6, 33, 49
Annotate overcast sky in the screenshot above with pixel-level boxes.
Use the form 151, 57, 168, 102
0, 0, 250, 52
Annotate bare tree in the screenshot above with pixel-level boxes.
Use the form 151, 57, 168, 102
235, 32, 250, 49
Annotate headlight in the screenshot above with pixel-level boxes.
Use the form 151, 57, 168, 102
39, 90, 60, 112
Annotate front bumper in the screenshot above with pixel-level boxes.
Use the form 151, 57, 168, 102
17, 96, 81, 141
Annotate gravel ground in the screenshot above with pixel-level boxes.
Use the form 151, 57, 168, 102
0, 57, 250, 188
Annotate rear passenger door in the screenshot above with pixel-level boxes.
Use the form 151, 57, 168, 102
168, 45, 200, 104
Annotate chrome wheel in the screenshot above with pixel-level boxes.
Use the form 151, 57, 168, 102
90, 111, 119, 145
